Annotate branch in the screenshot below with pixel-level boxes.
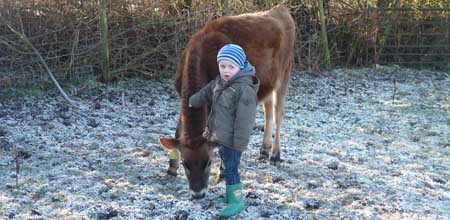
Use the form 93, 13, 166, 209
6, 24, 75, 105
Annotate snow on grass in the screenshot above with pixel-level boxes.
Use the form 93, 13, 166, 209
1, 67, 449, 219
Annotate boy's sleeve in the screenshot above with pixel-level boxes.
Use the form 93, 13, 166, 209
189, 80, 214, 108
233, 86, 258, 148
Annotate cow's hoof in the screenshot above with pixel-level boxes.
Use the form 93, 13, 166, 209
269, 153, 283, 167
258, 151, 270, 161
166, 170, 177, 177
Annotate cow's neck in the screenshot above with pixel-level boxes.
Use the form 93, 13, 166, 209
180, 45, 208, 148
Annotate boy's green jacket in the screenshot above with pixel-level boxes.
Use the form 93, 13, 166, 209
189, 64, 260, 151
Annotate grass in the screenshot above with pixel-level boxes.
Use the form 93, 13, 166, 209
0, 86, 45, 100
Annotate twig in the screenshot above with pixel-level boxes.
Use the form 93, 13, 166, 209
122, 92, 125, 106
93, 91, 106, 102
13, 142, 20, 188
0, 37, 34, 55
392, 78, 397, 102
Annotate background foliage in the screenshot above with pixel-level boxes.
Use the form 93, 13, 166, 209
0, 0, 448, 91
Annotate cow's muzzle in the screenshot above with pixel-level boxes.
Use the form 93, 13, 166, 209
190, 188, 207, 199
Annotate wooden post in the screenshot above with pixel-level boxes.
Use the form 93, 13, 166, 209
447, 10, 449, 72
100, 0, 111, 82
318, 0, 330, 69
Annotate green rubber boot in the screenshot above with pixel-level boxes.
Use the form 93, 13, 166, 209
213, 194, 229, 204
220, 184, 244, 217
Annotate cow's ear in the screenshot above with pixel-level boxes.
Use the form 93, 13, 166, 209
159, 137, 180, 150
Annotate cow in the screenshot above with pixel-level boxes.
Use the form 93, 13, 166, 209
159, 5, 295, 199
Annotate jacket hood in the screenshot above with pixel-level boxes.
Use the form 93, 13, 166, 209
231, 62, 255, 79
226, 62, 259, 92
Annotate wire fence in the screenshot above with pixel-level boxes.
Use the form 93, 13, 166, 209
374, 7, 450, 71
0, 3, 212, 90
0, 1, 449, 94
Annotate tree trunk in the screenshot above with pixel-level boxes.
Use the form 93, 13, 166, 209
100, 0, 111, 82
318, 0, 331, 69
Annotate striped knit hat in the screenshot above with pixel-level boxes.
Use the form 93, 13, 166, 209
217, 44, 247, 69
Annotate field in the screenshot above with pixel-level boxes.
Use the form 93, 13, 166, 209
1, 67, 449, 220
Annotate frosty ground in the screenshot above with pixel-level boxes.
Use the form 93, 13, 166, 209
1, 67, 449, 220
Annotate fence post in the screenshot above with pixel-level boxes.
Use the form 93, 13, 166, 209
318, 0, 331, 69
447, 10, 449, 72
100, 0, 111, 82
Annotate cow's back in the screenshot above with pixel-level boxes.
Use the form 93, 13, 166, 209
174, 6, 295, 101
201, 6, 295, 100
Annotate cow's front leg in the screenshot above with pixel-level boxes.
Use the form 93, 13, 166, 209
167, 149, 180, 176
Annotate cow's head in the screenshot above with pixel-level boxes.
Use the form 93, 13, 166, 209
159, 137, 214, 199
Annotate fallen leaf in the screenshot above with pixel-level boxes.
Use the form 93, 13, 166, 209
104, 179, 114, 185
140, 151, 150, 157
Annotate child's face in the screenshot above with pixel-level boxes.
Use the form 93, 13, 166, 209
218, 60, 240, 82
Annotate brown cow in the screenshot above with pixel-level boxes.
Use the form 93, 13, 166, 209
159, 6, 295, 198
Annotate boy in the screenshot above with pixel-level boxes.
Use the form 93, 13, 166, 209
189, 44, 259, 217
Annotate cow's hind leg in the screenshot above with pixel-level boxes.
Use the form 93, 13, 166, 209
259, 96, 274, 160
270, 83, 288, 167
